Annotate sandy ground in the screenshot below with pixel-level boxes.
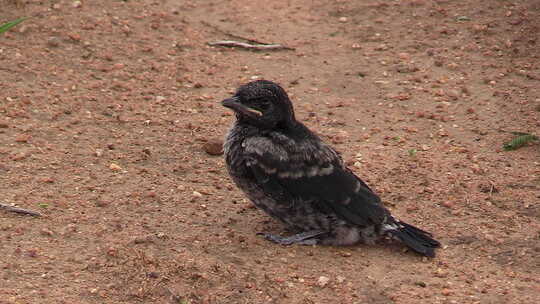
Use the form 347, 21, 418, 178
1, 0, 539, 303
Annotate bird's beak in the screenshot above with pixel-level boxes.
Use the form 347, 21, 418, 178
221, 97, 263, 117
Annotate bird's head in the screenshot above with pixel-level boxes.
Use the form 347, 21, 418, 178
221, 80, 296, 129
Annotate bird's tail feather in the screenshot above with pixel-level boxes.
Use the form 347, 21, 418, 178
384, 220, 441, 257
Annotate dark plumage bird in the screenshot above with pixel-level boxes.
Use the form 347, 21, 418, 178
222, 80, 441, 257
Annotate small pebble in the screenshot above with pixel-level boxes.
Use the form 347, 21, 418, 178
414, 281, 427, 287
203, 140, 224, 156
15, 134, 30, 143
47, 37, 60, 48
109, 163, 122, 171
441, 201, 454, 209
340, 251, 352, 257
40, 229, 54, 236
317, 276, 330, 287
398, 52, 410, 60
192, 191, 203, 198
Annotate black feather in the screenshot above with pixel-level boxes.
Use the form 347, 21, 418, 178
386, 221, 441, 257
223, 80, 441, 257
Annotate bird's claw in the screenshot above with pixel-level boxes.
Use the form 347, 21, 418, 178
257, 230, 325, 246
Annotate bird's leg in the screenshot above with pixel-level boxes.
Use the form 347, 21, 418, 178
258, 230, 326, 245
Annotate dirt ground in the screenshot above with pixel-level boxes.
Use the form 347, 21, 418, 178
1, 0, 539, 303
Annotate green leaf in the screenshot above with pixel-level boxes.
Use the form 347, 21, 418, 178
0, 17, 28, 34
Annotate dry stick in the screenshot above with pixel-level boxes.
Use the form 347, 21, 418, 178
201, 21, 295, 51
200, 20, 269, 45
208, 40, 294, 51
0, 202, 42, 217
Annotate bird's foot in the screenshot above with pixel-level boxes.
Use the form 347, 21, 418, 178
257, 230, 325, 245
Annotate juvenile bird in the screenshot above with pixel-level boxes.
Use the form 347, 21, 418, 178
222, 80, 440, 257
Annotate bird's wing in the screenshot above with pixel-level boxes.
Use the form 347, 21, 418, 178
243, 136, 389, 227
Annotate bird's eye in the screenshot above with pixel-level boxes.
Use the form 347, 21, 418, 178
256, 100, 270, 111
248, 97, 270, 111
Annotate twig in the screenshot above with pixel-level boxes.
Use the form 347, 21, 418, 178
208, 40, 294, 51
489, 181, 496, 197
0, 202, 42, 216
200, 20, 268, 45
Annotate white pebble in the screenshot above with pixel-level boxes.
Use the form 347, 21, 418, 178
317, 276, 330, 287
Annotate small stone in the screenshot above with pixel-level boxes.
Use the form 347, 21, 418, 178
441, 288, 452, 296
26, 249, 38, 258
40, 177, 54, 183
72, 1, 82, 8
146, 272, 159, 279
434, 268, 448, 278
40, 229, 54, 236
414, 281, 427, 287
203, 140, 224, 156
109, 163, 122, 171
15, 134, 30, 143
338, 17, 348, 23
317, 276, 330, 287
18, 25, 31, 34
11, 152, 28, 161
95, 149, 103, 157
398, 52, 410, 60
47, 37, 60, 48
447, 89, 459, 100
192, 191, 203, 198
471, 164, 483, 174
441, 201, 454, 209
336, 276, 346, 283
447, 62, 458, 69
68, 33, 81, 42
340, 251, 352, 257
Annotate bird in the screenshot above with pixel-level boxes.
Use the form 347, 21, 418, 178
221, 80, 441, 257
